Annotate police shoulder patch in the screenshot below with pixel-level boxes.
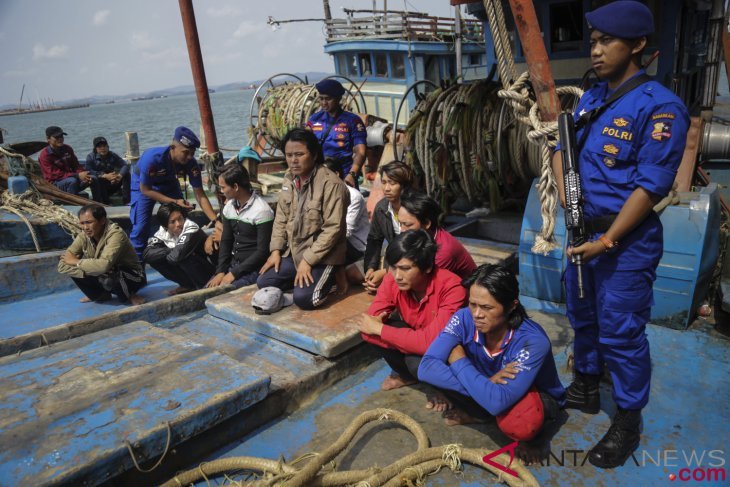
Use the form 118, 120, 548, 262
651, 112, 676, 121
651, 121, 672, 142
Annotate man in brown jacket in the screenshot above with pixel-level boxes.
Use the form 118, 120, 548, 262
258, 128, 349, 310
58, 204, 146, 305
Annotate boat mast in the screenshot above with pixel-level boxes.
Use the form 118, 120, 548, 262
455, 5, 463, 82
507, 0, 560, 122
178, 0, 220, 155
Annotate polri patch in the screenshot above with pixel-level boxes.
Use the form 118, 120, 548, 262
603, 143, 619, 155
652, 112, 676, 120
613, 117, 629, 128
651, 121, 672, 141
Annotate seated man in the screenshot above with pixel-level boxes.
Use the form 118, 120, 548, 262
39, 125, 102, 202
258, 128, 349, 310
143, 203, 215, 294
358, 229, 467, 396
398, 190, 476, 279
418, 264, 566, 463
58, 204, 146, 305
207, 165, 274, 288
85, 136, 131, 204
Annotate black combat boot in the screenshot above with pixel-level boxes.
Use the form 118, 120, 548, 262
588, 407, 642, 469
564, 370, 601, 414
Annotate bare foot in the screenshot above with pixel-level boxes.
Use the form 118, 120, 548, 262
425, 394, 452, 412
335, 267, 349, 295
80, 292, 111, 303
167, 286, 191, 296
381, 373, 416, 391
128, 294, 146, 306
516, 439, 549, 465
443, 408, 485, 426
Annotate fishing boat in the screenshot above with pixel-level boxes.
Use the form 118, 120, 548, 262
0, 1, 728, 486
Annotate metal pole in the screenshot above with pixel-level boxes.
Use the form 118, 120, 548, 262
178, 0, 219, 154
507, 0, 560, 122
455, 5, 463, 82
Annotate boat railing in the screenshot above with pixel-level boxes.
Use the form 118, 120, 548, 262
325, 12, 483, 43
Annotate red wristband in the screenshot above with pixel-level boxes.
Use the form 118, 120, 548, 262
599, 235, 618, 251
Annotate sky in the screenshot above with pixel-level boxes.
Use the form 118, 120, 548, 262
0, 0, 457, 106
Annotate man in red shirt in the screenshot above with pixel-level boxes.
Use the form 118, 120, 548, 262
358, 229, 468, 402
39, 126, 101, 201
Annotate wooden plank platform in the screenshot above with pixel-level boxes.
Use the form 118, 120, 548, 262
458, 237, 517, 267
206, 286, 372, 358
0, 321, 270, 485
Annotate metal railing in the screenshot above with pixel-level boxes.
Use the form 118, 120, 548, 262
325, 12, 483, 43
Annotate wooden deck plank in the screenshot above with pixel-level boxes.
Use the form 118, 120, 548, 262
0, 321, 270, 485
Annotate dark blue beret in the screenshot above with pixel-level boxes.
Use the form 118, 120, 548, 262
315, 79, 346, 98
173, 126, 200, 149
586, 1, 654, 39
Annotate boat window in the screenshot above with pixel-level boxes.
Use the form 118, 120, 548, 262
549, 1, 583, 52
347, 53, 358, 76
391, 53, 406, 79
358, 53, 373, 77
375, 53, 388, 77
336, 53, 348, 76
468, 53, 482, 66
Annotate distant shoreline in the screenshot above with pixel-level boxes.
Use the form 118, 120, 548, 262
0, 103, 90, 118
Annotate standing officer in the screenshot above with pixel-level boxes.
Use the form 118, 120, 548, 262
552, 1, 689, 469
307, 79, 367, 187
129, 126, 217, 261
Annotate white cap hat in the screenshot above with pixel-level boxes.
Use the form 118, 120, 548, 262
251, 287, 294, 315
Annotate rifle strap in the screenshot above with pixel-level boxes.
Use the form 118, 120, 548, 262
575, 73, 651, 151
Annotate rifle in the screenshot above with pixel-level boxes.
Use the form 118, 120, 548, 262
558, 112, 587, 299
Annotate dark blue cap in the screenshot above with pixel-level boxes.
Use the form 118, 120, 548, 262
586, 1, 654, 39
173, 126, 200, 149
315, 79, 346, 98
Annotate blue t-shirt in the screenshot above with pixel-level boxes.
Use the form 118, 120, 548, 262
307, 110, 366, 175
568, 71, 689, 269
418, 308, 566, 416
130, 146, 202, 201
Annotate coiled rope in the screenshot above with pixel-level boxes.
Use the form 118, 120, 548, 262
161, 408, 538, 487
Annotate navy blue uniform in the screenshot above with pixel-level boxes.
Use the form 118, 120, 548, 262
307, 110, 366, 177
419, 308, 565, 416
566, 70, 689, 410
130, 146, 203, 260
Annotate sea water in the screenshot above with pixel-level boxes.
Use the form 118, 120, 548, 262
0, 90, 255, 158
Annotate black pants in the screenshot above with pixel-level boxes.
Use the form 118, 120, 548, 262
373, 314, 422, 380
98, 173, 131, 204
257, 255, 337, 310
146, 252, 214, 290
71, 268, 146, 302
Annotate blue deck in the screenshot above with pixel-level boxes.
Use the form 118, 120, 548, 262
197, 319, 730, 486
0, 321, 270, 485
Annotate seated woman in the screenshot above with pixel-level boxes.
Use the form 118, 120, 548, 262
143, 203, 215, 294
358, 229, 467, 397
398, 191, 476, 279
257, 128, 349, 310
362, 161, 414, 294
418, 264, 566, 463
207, 164, 274, 288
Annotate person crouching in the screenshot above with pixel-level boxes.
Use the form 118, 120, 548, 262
58, 204, 146, 305
143, 203, 215, 295
358, 229, 467, 399
418, 264, 566, 464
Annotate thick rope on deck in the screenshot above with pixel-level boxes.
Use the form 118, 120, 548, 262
0, 190, 82, 252
160, 408, 538, 487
